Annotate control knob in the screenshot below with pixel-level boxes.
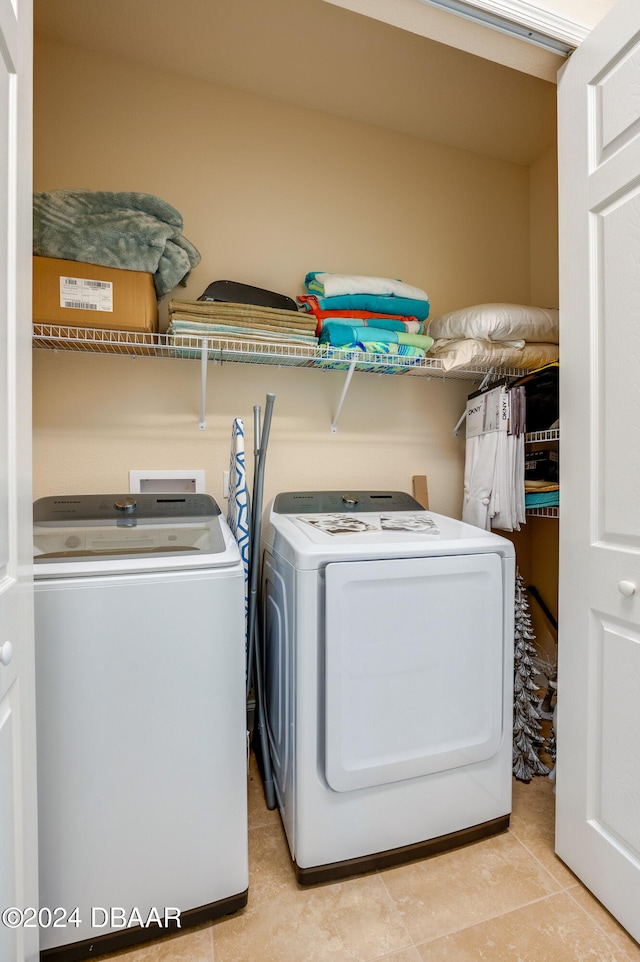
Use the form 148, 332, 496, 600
114, 498, 138, 513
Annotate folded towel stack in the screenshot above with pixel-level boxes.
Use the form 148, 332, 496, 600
524, 479, 559, 510
298, 272, 433, 362
167, 299, 318, 349
524, 489, 559, 509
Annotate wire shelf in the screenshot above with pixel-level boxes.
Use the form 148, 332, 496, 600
525, 428, 560, 443
32, 324, 532, 383
526, 506, 559, 519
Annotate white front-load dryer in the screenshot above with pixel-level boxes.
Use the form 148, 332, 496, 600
33, 494, 248, 961
261, 490, 515, 883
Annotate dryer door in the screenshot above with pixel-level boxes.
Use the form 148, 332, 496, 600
324, 552, 505, 792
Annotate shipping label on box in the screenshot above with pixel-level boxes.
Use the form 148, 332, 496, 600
60, 274, 114, 313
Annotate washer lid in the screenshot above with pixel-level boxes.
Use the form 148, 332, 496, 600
33, 493, 235, 569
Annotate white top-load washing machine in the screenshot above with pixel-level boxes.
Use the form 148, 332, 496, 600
261, 490, 515, 883
33, 494, 248, 961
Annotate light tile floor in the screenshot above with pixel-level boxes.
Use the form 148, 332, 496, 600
97, 756, 640, 962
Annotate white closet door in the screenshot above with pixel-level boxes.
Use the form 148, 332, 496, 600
556, 0, 640, 943
324, 553, 504, 792
0, 1, 37, 961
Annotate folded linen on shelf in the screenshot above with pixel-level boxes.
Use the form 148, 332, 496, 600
304, 292, 431, 321
171, 299, 314, 323
305, 271, 429, 302
168, 316, 316, 338
525, 490, 559, 508
167, 321, 317, 346
169, 298, 316, 331
315, 316, 424, 336
318, 322, 433, 351
398, 332, 433, 350
33, 189, 201, 298
297, 295, 424, 334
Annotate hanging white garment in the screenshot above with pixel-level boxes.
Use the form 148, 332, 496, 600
462, 384, 525, 532
489, 428, 512, 530
462, 431, 499, 529
227, 418, 250, 628
490, 431, 524, 532
514, 433, 526, 528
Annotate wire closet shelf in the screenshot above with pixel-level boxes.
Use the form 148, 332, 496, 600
32, 325, 532, 383
524, 428, 559, 519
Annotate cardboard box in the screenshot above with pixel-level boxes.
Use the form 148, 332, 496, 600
33, 257, 158, 334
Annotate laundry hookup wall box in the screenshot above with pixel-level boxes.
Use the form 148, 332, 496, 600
33, 256, 159, 333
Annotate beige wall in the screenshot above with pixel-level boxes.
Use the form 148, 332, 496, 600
32, 351, 469, 515
32, 36, 552, 515
530, 145, 559, 307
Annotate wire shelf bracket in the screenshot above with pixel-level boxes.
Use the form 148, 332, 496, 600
32, 324, 536, 431
199, 338, 209, 430
330, 359, 357, 434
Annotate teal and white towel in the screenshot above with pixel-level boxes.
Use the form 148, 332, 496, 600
305, 271, 428, 302
306, 292, 431, 321
318, 322, 433, 351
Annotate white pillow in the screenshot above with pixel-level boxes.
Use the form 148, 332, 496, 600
427, 303, 559, 343
429, 338, 559, 372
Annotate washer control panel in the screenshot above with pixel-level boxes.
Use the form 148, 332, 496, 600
34, 493, 221, 525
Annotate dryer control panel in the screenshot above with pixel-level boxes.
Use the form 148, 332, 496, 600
273, 490, 422, 515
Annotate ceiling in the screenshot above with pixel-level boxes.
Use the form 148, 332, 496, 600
34, 0, 568, 165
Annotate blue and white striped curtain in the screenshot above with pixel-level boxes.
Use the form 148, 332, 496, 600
227, 418, 250, 630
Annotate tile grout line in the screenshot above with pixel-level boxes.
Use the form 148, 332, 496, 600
403, 888, 580, 950
369, 828, 568, 950
507, 829, 577, 891
564, 885, 639, 962
373, 868, 422, 959
241, 783, 586, 961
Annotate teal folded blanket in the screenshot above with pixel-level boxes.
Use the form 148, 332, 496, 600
315, 316, 424, 335
319, 322, 433, 351
311, 293, 430, 321
320, 323, 398, 345
525, 491, 559, 508
33, 189, 201, 299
